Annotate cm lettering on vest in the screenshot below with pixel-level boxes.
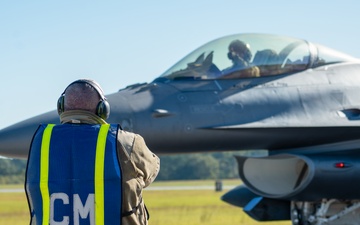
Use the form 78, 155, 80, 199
50, 193, 95, 225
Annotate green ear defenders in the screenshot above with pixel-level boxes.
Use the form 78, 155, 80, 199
57, 79, 110, 120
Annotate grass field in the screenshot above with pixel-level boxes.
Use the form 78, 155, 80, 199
0, 180, 291, 225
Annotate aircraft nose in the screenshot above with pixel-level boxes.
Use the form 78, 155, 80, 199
0, 110, 59, 159
0, 125, 34, 158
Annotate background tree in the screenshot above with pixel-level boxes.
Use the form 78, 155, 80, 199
0, 150, 267, 184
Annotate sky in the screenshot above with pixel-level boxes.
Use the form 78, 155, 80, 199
0, 0, 359, 129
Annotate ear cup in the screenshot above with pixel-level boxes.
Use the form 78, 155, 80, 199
57, 95, 65, 115
96, 99, 110, 120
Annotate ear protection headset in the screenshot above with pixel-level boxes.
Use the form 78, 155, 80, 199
57, 79, 110, 120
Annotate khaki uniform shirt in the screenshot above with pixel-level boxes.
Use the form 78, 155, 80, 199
60, 110, 160, 225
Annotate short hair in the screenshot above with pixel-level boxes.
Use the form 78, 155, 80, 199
64, 82, 101, 114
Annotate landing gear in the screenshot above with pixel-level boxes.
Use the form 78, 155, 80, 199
291, 199, 360, 225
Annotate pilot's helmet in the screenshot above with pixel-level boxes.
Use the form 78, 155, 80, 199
228, 40, 252, 63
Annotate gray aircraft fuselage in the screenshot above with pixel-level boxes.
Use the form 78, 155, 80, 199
1, 33, 360, 158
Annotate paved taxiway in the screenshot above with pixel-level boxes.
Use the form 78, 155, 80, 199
1, 185, 236, 193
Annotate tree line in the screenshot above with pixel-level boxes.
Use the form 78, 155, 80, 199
0, 150, 266, 184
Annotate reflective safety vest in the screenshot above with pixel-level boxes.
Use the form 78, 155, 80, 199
25, 123, 122, 225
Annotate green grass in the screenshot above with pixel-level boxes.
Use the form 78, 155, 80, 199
0, 191, 29, 224
0, 180, 290, 225
144, 181, 290, 225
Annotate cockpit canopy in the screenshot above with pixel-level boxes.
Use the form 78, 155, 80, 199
160, 33, 358, 80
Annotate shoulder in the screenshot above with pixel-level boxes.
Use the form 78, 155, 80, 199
117, 130, 136, 155
117, 130, 148, 154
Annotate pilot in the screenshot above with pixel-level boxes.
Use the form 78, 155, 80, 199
25, 79, 160, 225
220, 39, 260, 79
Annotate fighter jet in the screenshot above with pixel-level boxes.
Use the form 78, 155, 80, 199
2, 33, 360, 225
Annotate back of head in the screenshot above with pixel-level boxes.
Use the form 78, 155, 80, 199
228, 40, 252, 63
57, 79, 110, 120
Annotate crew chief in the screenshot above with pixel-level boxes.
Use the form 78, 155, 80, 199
25, 79, 160, 225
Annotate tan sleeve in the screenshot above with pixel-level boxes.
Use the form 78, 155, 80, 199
117, 130, 159, 224
117, 130, 160, 188
131, 134, 160, 188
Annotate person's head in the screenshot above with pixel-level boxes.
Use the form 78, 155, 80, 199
57, 79, 110, 120
227, 40, 252, 63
